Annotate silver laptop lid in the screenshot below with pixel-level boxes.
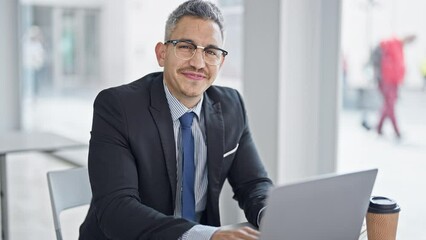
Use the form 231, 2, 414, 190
260, 169, 378, 240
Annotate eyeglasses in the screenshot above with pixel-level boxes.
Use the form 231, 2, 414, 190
164, 40, 228, 66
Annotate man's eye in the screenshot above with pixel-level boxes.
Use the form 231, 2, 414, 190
205, 49, 218, 56
178, 43, 195, 50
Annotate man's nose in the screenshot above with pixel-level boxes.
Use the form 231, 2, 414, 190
189, 48, 206, 69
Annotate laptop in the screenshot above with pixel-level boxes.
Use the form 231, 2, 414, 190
259, 169, 377, 240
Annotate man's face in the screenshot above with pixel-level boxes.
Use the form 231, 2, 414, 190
156, 16, 225, 108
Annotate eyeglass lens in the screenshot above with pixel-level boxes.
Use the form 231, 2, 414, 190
174, 41, 223, 65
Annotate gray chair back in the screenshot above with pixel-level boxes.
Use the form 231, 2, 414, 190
47, 167, 91, 240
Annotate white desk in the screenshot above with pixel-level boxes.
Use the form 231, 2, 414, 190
0, 131, 86, 240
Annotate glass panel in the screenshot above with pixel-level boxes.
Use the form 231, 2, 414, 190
339, 1, 426, 239
61, 10, 77, 76
84, 11, 100, 80
20, 1, 243, 138
20, 4, 101, 138
216, 0, 243, 91
21, 5, 52, 99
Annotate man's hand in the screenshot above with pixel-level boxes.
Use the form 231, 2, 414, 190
211, 226, 260, 240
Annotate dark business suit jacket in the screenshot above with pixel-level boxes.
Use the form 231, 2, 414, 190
79, 72, 273, 240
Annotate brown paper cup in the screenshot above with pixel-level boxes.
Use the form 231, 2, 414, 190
366, 196, 400, 240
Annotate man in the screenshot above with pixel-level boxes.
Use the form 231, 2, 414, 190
79, 1, 273, 239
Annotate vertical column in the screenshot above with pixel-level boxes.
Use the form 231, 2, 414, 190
316, 0, 342, 175
243, 0, 281, 183
0, 1, 20, 238
0, 0, 21, 132
221, 0, 342, 225
219, 0, 282, 225
244, 0, 341, 184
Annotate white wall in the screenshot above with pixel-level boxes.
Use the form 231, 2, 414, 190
100, 0, 182, 87
124, 0, 180, 81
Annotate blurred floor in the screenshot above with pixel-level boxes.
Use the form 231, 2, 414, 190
338, 89, 426, 240
3, 89, 426, 239
6, 152, 83, 240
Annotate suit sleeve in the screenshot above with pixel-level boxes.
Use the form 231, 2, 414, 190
226, 90, 273, 228
88, 89, 195, 239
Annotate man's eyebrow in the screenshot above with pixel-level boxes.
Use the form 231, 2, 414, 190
178, 38, 220, 49
204, 44, 220, 49
178, 38, 194, 43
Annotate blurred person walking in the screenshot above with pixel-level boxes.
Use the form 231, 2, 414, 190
23, 25, 46, 99
372, 35, 416, 138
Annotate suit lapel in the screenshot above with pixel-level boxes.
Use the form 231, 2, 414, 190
148, 76, 177, 206
204, 94, 224, 202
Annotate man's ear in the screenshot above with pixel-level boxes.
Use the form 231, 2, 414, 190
155, 42, 166, 67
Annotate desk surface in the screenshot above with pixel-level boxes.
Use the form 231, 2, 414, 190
0, 131, 86, 154
0, 131, 86, 240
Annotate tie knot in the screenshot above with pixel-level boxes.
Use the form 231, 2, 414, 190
179, 112, 194, 129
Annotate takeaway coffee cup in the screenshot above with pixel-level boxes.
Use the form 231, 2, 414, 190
366, 196, 400, 240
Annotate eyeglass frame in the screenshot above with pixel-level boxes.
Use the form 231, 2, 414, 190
164, 39, 228, 66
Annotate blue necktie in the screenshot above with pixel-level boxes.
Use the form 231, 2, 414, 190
179, 112, 195, 221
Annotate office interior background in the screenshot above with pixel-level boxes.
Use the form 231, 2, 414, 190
1, 0, 425, 239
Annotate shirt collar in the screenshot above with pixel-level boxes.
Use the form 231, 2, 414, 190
163, 80, 203, 121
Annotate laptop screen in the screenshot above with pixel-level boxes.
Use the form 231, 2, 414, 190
260, 169, 377, 240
